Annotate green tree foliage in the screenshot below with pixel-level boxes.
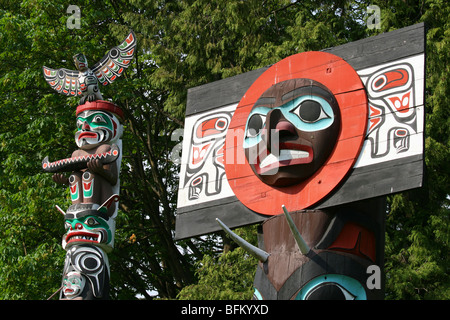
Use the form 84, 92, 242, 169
376, 0, 450, 299
176, 248, 257, 300
177, 225, 258, 300
0, 0, 448, 300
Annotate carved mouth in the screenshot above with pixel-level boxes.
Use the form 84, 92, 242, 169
255, 143, 313, 175
78, 132, 98, 140
66, 231, 100, 245
64, 288, 75, 294
259, 149, 310, 168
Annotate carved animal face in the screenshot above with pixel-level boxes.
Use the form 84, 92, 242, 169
75, 110, 122, 149
243, 79, 340, 187
62, 213, 113, 250
73, 53, 88, 71
62, 271, 86, 299
251, 206, 384, 300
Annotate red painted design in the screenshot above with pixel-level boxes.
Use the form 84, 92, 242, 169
192, 144, 211, 165
224, 51, 368, 215
373, 68, 408, 92
42, 145, 119, 171
76, 100, 124, 120
83, 181, 92, 191
196, 117, 227, 138
126, 33, 134, 44
66, 231, 99, 245
328, 222, 376, 262
388, 91, 411, 113
369, 106, 382, 131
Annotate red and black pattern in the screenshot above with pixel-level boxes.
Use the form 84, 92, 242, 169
42, 144, 120, 173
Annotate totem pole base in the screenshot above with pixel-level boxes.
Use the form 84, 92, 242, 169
253, 197, 386, 300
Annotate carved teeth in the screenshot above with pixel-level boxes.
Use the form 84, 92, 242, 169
68, 235, 98, 242
259, 150, 309, 168
49, 151, 112, 167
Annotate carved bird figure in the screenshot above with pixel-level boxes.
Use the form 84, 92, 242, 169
43, 31, 136, 104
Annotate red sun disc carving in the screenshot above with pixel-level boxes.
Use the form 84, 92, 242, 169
224, 51, 368, 216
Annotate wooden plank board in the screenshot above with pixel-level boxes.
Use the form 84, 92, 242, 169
316, 154, 424, 208
186, 68, 268, 116
175, 154, 422, 239
324, 23, 425, 71
175, 196, 266, 239
175, 23, 425, 240
184, 23, 425, 116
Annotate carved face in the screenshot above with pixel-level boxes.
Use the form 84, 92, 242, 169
62, 214, 113, 250
75, 110, 122, 149
243, 79, 341, 187
73, 53, 88, 71
63, 271, 86, 299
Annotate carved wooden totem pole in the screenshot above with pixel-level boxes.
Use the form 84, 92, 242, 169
42, 31, 136, 299
175, 24, 425, 300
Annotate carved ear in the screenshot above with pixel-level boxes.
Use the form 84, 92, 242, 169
97, 194, 120, 216
282, 205, 310, 255
216, 218, 270, 262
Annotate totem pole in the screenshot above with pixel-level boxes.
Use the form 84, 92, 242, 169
42, 31, 136, 299
174, 23, 425, 300
217, 53, 383, 299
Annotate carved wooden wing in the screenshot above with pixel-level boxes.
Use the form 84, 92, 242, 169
91, 31, 137, 86
42, 67, 81, 96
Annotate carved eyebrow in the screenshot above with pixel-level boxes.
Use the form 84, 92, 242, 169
254, 97, 276, 106
282, 86, 332, 101
282, 87, 312, 101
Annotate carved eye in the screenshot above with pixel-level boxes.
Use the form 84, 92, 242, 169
291, 100, 330, 123
246, 114, 266, 138
85, 217, 100, 227
304, 282, 356, 300
76, 119, 83, 129
93, 115, 107, 124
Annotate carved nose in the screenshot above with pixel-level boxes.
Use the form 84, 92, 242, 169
70, 223, 83, 230
82, 121, 91, 130
267, 109, 296, 153
275, 121, 296, 135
